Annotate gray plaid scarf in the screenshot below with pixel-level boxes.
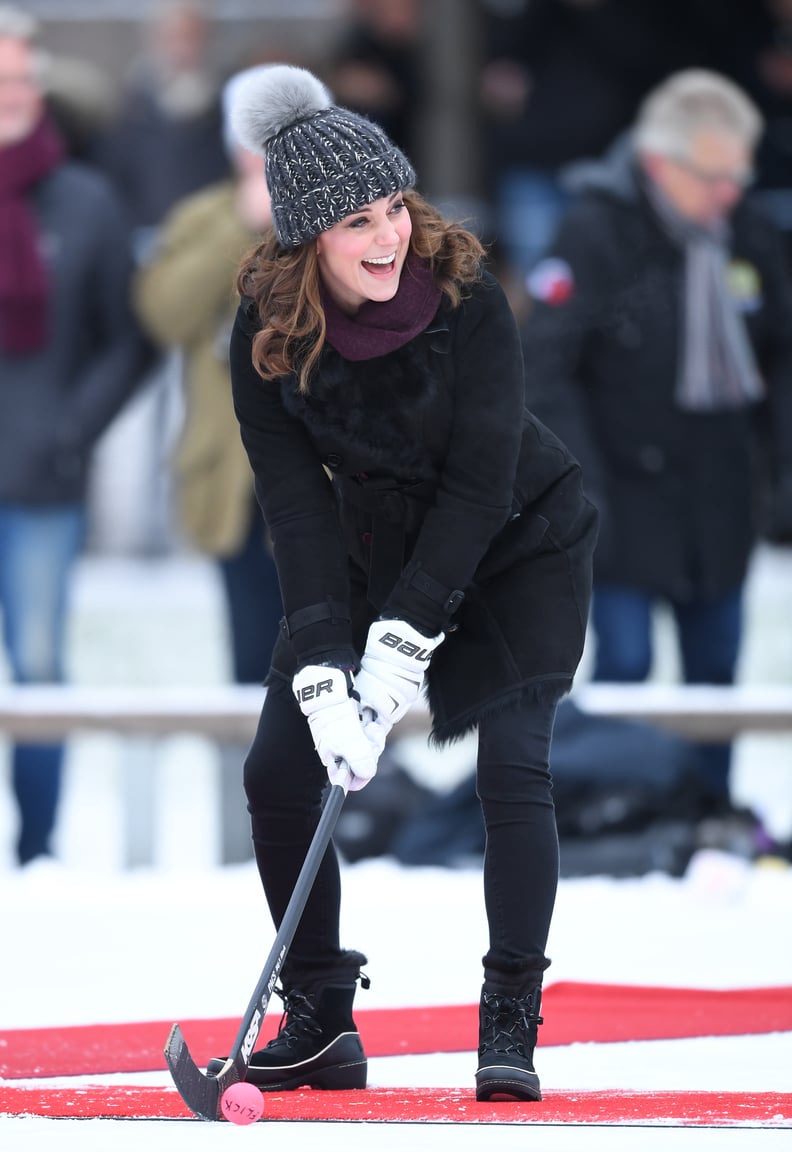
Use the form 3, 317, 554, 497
646, 181, 764, 411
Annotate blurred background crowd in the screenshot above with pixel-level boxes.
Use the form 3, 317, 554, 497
33, 0, 792, 311
2, 0, 792, 875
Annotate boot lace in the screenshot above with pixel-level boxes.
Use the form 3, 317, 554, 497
479, 991, 544, 1056
273, 989, 323, 1048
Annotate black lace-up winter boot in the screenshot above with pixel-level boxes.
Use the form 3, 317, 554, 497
207, 950, 369, 1091
475, 964, 545, 1102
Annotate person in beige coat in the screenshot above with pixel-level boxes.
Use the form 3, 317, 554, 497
135, 164, 267, 563
133, 80, 282, 859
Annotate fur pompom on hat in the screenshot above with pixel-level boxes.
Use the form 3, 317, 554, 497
227, 63, 416, 248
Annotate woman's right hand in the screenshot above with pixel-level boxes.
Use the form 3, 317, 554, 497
292, 665, 379, 791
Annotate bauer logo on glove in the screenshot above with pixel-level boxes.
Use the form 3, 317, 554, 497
294, 677, 336, 704
355, 618, 445, 750
292, 664, 379, 791
376, 631, 434, 662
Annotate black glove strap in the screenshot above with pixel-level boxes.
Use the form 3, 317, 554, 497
402, 560, 465, 615
280, 598, 351, 640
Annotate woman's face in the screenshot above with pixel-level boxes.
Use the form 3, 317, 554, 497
315, 192, 412, 314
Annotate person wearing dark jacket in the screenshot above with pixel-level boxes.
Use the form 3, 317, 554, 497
95, 1, 229, 252
0, 8, 143, 865
521, 70, 792, 829
204, 65, 597, 1102
479, 0, 713, 279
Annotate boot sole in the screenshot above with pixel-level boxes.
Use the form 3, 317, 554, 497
207, 1033, 367, 1092
475, 1064, 542, 1103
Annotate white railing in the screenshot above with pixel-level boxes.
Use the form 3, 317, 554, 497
2, 682, 792, 741
1, 683, 790, 867
573, 683, 792, 741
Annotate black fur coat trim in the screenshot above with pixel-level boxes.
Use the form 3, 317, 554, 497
279, 331, 446, 476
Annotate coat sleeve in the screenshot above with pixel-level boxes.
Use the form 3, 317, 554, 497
520, 203, 614, 536
58, 177, 148, 452
750, 207, 792, 541
230, 305, 358, 667
133, 188, 246, 348
382, 274, 526, 633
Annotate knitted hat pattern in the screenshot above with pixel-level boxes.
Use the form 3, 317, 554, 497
228, 64, 416, 248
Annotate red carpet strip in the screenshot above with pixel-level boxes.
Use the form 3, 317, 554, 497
0, 1085, 790, 1126
2, 982, 791, 1081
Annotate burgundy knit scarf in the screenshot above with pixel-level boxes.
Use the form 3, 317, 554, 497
0, 116, 64, 354
321, 250, 442, 361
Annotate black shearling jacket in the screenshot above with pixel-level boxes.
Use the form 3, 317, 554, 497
230, 270, 597, 741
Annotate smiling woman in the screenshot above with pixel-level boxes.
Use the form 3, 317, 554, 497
198, 62, 598, 1105
315, 192, 413, 314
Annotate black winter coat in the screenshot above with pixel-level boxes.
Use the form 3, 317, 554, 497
521, 177, 792, 602
231, 272, 597, 742
0, 162, 145, 504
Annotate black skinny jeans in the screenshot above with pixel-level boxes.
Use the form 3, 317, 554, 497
244, 678, 560, 979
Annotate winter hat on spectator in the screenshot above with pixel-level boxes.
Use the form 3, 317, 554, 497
228, 63, 415, 248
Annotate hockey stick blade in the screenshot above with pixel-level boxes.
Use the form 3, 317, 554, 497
164, 1022, 236, 1120
165, 771, 351, 1120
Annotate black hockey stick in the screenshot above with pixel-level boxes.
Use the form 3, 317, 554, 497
164, 770, 351, 1120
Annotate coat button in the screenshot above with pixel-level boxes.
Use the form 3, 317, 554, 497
326, 453, 343, 470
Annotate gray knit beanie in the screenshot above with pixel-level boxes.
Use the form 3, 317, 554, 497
228, 63, 416, 248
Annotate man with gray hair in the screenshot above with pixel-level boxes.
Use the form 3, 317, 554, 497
0, 6, 144, 866
521, 69, 792, 857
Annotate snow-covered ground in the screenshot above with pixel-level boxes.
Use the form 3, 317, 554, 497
1, 852, 791, 1149
0, 546, 791, 1149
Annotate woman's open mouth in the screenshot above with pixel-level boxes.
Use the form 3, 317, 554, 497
362, 252, 397, 276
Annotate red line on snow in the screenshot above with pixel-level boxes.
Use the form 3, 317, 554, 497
0, 1084, 790, 1126
2, 983, 791, 1081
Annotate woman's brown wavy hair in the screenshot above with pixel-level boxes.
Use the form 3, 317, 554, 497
236, 190, 486, 394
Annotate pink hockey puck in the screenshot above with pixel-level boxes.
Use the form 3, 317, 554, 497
221, 1080, 264, 1125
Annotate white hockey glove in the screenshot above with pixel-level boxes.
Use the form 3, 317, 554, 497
354, 619, 444, 747
293, 665, 379, 791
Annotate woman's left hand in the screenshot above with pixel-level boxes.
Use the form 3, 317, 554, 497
354, 619, 444, 742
